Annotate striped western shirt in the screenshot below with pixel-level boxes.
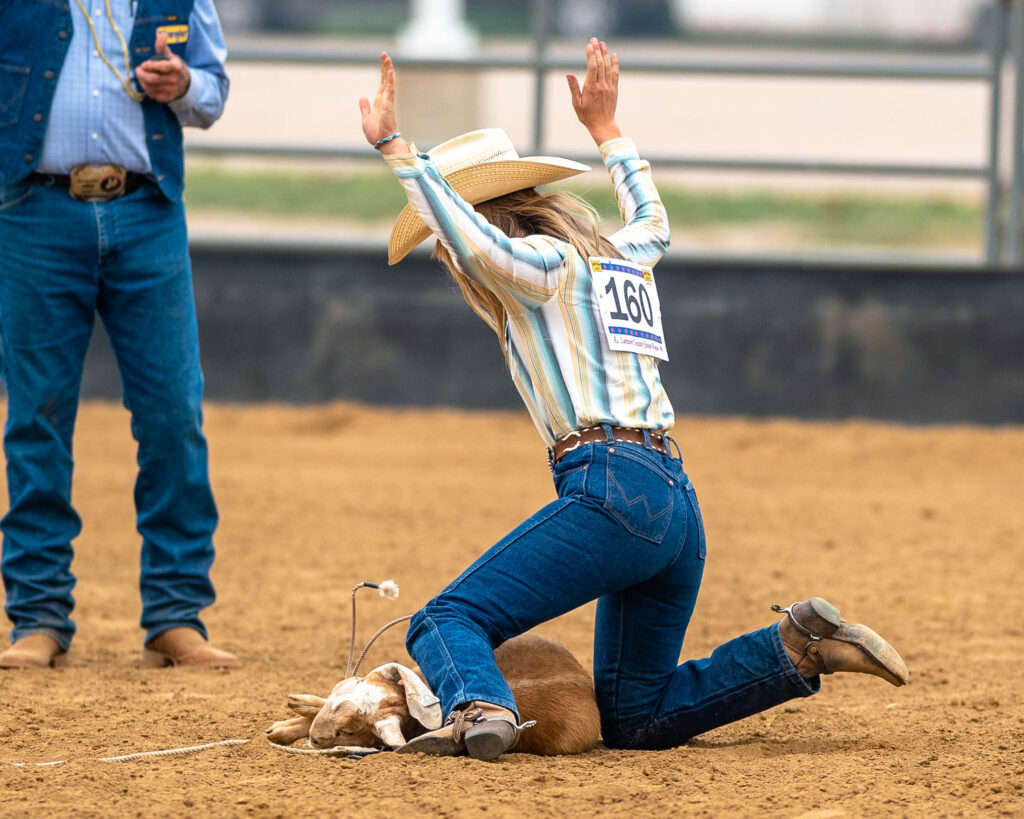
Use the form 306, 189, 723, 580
386, 137, 674, 447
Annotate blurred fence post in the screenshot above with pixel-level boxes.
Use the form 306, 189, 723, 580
396, 0, 481, 145
1007, 0, 1024, 266
398, 0, 478, 56
986, 0, 1009, 265
531, 0, 552, 154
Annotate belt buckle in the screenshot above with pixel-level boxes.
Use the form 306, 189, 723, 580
69, 163, 128, 202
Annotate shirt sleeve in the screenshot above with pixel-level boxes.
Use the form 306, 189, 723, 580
168, 0, 229, 129
601, 137, 671, 267
385, 148, 568, 311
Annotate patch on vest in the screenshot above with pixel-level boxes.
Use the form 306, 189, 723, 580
156, 24, 189, 44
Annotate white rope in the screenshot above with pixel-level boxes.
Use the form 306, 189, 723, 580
97, 738, 250, 763
266, 740, 380, 757
6, 738, 250, 767
10, 760, 67, 767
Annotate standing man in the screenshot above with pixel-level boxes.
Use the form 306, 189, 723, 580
0, 1, 239, 669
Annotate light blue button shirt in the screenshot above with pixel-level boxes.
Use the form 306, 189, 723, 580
387, 138, 675, 446
37, 0, 229, 175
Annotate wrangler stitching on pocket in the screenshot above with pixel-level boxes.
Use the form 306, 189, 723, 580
685, 484, 707, 559
604, 456, 674, 544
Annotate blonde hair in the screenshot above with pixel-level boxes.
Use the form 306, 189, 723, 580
432, 188, 619, 339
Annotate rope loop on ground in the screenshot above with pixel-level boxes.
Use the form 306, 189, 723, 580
97, 738, 251, 763
266, 738, 380, 757
7, 738, 251, 767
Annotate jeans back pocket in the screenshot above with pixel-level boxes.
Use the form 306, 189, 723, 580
684, 483, 707, 559
603, 448, 675, 544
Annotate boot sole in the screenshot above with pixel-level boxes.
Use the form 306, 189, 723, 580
394, 734, 464, 756
140, 648, 177, 668
0, 651, 69, 669
139, 648, 242, 669
465, 731, 510, 762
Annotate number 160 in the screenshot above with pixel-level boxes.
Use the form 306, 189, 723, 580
605, 278, 654, 326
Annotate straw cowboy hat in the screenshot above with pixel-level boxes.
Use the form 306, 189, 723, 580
388, 128, 591, 265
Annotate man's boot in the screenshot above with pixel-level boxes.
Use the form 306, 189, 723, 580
0, 633, 68, 669
140, 627, 241, 669
774, 597, 909, 686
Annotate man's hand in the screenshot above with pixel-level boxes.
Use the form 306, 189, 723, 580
135, 32, 191, 102
567, 38, 622, 147
359, 52, 410, 155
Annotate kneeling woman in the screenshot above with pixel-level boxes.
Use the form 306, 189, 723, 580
358, 40, 908, 760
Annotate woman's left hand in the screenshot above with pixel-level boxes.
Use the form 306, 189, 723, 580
359, 52, 408, 154
567, 38, 622, 147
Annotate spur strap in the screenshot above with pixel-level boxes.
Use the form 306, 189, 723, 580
771, 603, 824, 640
772, 603, 833, 674
447, 706, 482, 743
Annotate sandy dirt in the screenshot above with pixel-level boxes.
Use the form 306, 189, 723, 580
1, 401, 1022, 817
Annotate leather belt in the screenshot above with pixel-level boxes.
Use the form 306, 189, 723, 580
551, 425, 669, 464
27, 169, 147, 201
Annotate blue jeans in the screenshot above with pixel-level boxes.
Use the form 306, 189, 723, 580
406, 430, 818, 749
0, 178, 218, 651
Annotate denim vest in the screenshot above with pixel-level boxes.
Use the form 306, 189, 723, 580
0, 0, 194, 201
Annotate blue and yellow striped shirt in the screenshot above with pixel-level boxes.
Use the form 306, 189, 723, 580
387, 137, 674, 446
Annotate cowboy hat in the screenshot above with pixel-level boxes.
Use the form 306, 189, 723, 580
388, 128, 591, 265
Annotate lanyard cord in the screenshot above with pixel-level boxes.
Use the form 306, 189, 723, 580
73, 0, 146, 102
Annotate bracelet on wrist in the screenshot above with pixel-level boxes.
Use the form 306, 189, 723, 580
374, 131, 402, 150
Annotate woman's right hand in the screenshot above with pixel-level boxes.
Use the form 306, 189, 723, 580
567, 38, 623, 146
359, 52, 410, 154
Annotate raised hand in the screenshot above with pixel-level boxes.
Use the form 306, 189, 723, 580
566, 38, 622, 147
136, 31, 191, 102
359, 52, 408, 154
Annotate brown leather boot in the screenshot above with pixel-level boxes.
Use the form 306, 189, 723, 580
0, 634, 69, 669
396, 701, 535, 759
394, 705, 474, 756
774, 597, 909, 686
140, 627, 241, 669
463, 701, 534, 761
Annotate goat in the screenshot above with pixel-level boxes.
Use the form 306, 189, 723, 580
267, 632, 600, 755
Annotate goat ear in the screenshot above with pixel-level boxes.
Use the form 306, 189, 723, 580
369, 663, 443, 729
372, 714, 407, 749
266, 715, 313, 745
287, 693, 327, 718
394, 667, 443, 730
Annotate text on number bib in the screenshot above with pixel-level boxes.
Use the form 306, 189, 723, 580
589, 256, 669, 362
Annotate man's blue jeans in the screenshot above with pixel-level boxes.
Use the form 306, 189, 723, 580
406, 433, 818, 749
0, 178, 218, 651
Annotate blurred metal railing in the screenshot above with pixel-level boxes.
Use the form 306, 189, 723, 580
191, 0, 1024, 268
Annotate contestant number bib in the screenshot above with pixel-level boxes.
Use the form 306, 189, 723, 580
589, 256, 668, 361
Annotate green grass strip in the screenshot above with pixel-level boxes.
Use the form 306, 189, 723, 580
579, 186, 980, 246
185, 165, 981, 248
186, 167, 411, 221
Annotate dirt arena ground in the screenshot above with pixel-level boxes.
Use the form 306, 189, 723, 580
1, 401, 1021, 817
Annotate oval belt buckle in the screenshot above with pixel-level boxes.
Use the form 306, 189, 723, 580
69, 163, 127, 202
